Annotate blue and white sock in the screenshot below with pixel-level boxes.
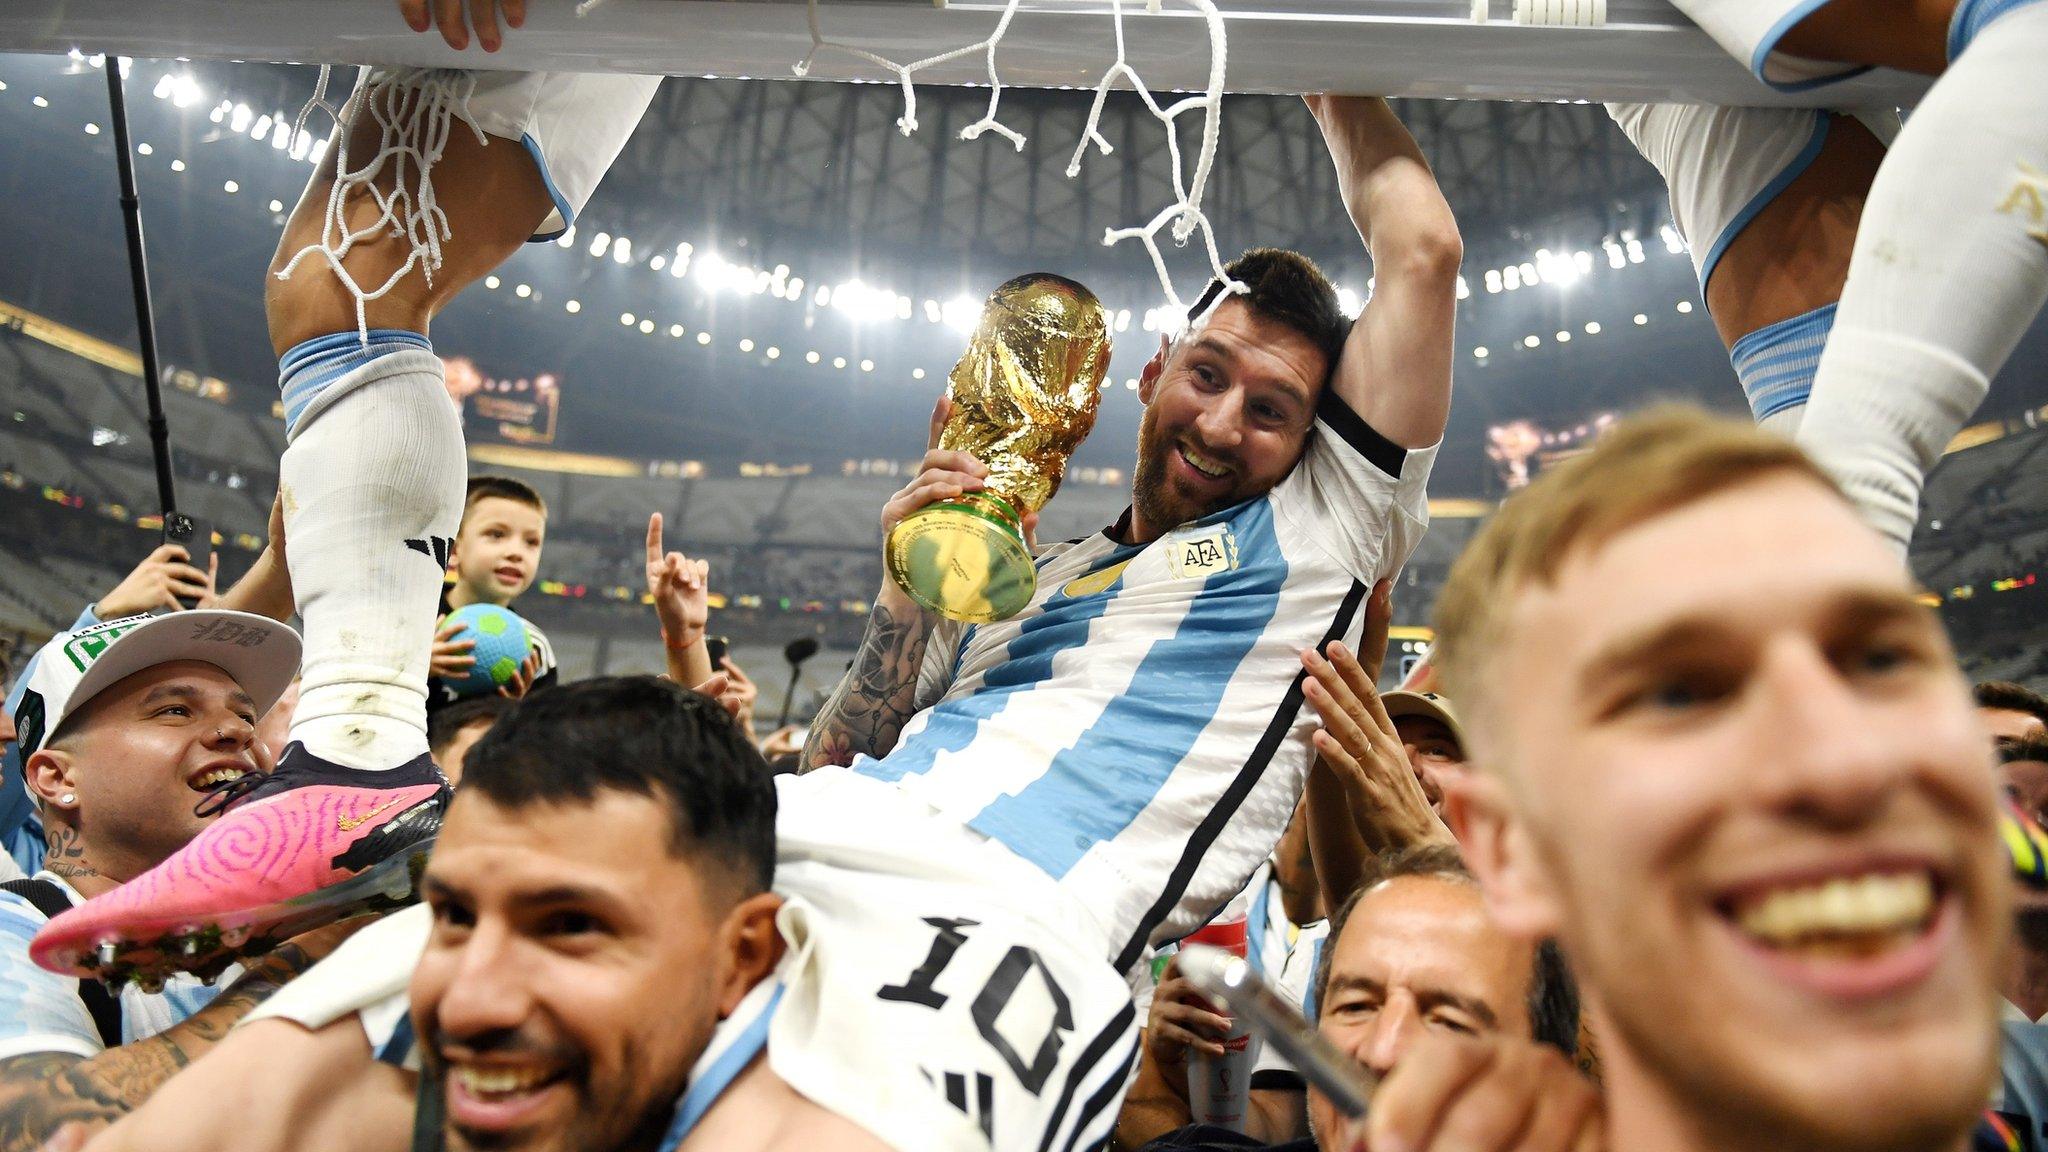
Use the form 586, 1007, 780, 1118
278, 330, 464, 771
1730, 303, 1834, 438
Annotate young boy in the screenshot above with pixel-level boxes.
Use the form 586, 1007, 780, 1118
427, 476, 557, 714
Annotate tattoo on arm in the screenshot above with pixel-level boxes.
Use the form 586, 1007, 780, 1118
41, 824, 97, 883
801, 599, 938, 771
0, 940, 323, 1151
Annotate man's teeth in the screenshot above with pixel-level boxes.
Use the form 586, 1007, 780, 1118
454, 1066, 555, 1098
190, 767, 247, 789
1181, 446, 1228, 479
1734, 871, 1935, 947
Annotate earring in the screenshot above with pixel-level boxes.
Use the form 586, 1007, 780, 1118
58, 793, 75, 805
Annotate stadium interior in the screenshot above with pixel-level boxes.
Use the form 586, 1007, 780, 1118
1, 49, 2044, 709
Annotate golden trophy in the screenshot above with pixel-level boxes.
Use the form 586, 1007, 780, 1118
886, 273, 1112, 623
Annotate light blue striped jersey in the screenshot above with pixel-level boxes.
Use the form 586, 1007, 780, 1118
851, 400, 1436, 972
0, 872, 227, 1060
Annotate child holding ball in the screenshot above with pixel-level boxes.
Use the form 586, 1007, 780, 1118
429, 476, 558, 711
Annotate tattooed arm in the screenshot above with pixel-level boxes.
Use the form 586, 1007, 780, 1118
801, 584, 945, 771
802, 396, 982, 772
0, 923, 361, 1152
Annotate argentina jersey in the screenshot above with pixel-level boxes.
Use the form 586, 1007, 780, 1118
849, 397, 1436, 975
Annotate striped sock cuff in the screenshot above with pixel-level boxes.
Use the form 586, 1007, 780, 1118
1730, 302, 1835, 423
278, 329, 433, 437
1949, 0, 2044, 60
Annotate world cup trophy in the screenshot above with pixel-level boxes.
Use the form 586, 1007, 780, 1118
885, 273, 1113, 622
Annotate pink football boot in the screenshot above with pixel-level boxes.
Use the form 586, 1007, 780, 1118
32, 743, 449, 990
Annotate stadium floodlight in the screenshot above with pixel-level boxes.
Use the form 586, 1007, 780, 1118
941, 296, 978, 334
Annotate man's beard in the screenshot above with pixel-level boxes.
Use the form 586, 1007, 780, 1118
431, 1042, 683, 1152
1132, 405, 1232, 534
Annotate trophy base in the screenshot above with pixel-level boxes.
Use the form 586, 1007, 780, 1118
885, 495, 1037, 623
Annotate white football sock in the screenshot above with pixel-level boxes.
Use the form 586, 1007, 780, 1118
1796, 1, 2048, 551
278, 332, 464, 770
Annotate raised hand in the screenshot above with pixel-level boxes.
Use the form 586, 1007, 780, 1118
1303, 642, 1455, 854
645, 513, 710, 652
95, 544, 217, 619
880, 394, 989, 543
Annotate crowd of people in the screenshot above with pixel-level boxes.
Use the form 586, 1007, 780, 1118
1, 1, 2045, 1150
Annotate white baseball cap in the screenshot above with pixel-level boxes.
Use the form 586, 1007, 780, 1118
11, 611, 302, 763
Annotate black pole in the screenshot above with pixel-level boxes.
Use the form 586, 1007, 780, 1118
103, 63, 177, 517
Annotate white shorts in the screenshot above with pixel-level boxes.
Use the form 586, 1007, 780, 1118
1667, 0, 1866, 91
683, 771, 1143, 1152
364, 68, 661, 241
1607, 102, 1899, 290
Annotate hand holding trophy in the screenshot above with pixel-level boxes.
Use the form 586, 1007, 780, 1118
885, 273, 1113, 622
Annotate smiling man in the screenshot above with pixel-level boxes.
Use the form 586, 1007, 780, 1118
788, 93, 1456, 1148
1440, 406, 2007, 1152
0, 611, 365, 1152
405, 677, 787, 1152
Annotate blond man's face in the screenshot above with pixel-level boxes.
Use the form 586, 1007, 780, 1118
1472, 474, 2004, 1152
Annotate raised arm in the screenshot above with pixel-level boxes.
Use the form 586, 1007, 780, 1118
212, 494, 294, 623
1305, 95, 1462, 450
645, 513, 715, 691
801, 397, 983, 771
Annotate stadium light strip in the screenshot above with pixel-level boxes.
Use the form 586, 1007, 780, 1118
10, 60, 1704, 384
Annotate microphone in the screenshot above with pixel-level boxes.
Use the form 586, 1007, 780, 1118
777, 637, 822, 728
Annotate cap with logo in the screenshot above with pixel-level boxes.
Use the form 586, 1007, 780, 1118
1380, 689, 1466, 754
12, 611, 302, 763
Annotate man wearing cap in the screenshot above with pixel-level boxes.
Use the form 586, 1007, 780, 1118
0, 611, 361, 1152
2, 503, 293, 880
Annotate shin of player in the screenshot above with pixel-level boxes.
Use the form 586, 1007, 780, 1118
32, 52, 658, 979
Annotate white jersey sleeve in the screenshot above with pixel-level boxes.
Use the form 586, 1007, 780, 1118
0, 891, 101, 1061
1271, 394, 1438, 587
241, 902, 429, 1059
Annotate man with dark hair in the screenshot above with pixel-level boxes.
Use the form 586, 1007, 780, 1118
779, 93, 1456, 1150
57, 676, 798, 1152
0, 612, 364, 1152
423, 696, 511, 785
1117, 844, 1590, 1152
1979, 681, 2048, 753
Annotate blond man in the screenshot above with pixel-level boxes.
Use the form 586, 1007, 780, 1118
1439, 407, 2006, 1152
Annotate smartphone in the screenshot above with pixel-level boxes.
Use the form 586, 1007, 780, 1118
706, 635, 730, 667
162, 511, 213, 610
1177, 943, 1378, 1119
